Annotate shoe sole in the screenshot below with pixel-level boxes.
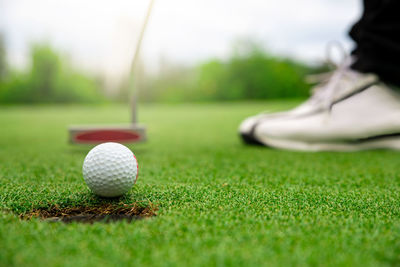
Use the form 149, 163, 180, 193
248, 134, 400, 151
240, 133, 265, 146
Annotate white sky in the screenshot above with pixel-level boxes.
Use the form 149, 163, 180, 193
0, 0, 361, 80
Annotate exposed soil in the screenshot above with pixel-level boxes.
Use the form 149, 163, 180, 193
20, 203, 158, 224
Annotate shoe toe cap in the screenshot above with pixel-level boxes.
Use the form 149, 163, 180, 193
238, 115, 264, 145
238, 116, 259, 135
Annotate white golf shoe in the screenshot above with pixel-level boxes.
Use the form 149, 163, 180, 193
239, 65, 400, 151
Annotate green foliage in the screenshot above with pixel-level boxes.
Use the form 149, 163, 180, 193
0, 40, 316, 104
141, 42, 314, 102
0, 44, 104, 104
140, 64, 196, 103
0, 34, 7, 81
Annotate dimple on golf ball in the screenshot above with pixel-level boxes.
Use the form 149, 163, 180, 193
82, 142, 138, 197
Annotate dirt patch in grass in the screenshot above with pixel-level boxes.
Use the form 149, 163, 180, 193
20, 203, 158, 224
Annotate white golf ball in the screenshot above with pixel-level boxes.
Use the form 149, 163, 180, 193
82, 142, 138, 197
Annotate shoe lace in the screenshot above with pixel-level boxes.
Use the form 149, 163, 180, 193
306, 42, 353, 112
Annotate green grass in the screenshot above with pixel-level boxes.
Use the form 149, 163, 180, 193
1, 101, 400, 266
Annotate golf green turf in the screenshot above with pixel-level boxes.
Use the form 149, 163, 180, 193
1, 101, 400, 266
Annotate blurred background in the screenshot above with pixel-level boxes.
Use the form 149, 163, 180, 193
0, 0, 360, 104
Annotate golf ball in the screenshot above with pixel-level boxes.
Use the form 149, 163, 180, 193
82, 142, 138, 197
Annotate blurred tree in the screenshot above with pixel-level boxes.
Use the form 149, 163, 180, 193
0, 40, 316, 104
0, 43, 104, 104
29, 44, 61, 102
0, 34, 7, 81
139, 40, 314, 102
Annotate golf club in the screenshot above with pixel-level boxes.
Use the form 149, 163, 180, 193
69, 0, 155, 144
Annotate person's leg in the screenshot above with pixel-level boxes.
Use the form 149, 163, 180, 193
350, 0, 400, 86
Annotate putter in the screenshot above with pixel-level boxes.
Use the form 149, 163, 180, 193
69, 0, 155, 144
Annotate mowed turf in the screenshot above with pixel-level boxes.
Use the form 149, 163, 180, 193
1, 101, 400, 266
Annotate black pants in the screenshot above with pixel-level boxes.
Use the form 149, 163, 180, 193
350, 0, 400, 86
